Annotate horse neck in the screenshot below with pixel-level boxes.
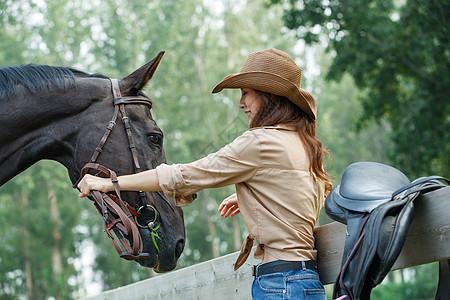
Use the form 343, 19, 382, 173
0, 84, 103, 187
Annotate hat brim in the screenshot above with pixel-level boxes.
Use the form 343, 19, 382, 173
212, 71, 316, 119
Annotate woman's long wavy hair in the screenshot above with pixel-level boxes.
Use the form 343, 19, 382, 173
250, 90, 331, 185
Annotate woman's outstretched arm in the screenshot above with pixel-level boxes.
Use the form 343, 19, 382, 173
77, 169, 161, 197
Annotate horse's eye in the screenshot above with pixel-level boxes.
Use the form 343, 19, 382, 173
149, 134, 160, 145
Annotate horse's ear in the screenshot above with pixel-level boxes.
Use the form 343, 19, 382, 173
119, 51, 165, 95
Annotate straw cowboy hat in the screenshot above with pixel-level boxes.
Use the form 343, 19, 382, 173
212, 48, 317, 119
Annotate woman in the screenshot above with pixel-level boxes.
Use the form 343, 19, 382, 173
78, 48, 331, 299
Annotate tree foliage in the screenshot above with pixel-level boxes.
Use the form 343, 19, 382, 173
0, 0, 441, 298
0, 162, 82, 299
270, 0, 450, 178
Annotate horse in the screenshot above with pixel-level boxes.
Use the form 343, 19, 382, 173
0, 51, 185, 272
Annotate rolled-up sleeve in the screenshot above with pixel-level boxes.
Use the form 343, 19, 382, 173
155, 130, 261, 206
155, 163, 196, 206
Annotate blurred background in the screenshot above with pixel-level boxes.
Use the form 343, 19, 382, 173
0, 0, 448, 299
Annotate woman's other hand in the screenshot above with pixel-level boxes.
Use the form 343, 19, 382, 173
77, 174, 113, 198
218, 193, 240, 217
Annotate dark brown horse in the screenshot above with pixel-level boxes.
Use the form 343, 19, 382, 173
0, 52, 185, 272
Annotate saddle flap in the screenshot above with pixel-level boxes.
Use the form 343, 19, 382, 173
331, 162, 410, 213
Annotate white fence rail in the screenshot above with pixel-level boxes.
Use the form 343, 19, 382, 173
84, 248, 259, 300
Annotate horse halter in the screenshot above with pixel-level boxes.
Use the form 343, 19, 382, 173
79, 78, 158, 260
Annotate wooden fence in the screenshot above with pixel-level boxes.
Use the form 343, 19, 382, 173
83, 186, 449, 300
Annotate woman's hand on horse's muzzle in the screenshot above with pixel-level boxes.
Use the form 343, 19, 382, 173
77, 174, 114, 198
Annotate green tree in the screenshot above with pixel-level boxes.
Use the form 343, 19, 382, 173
313, 48, 393, 181
0, 0, 96, 297
0, 0, 34, 65
270, 0, 450, 178
371, 263, 438, 299
0, 162, 83, 299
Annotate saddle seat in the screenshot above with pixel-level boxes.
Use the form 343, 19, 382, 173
325, 162, 410, 224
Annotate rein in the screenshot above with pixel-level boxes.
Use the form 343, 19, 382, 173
77, 78, 158, 260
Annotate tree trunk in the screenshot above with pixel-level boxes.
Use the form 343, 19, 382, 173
48, 179, 63, 300
203, 190, 220, 258
17, 189, 34, 300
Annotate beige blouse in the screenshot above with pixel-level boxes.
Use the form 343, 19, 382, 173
156, 125, 325, 266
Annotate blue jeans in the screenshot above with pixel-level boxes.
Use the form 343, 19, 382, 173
251, 267, 326, 299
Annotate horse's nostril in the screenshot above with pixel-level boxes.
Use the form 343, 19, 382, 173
175, 239, 185, 259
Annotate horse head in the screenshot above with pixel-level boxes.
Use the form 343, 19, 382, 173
73, 52, 185, 272
0, 52, 185, 272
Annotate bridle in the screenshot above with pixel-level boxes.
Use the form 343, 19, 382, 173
77, 78, 158, 260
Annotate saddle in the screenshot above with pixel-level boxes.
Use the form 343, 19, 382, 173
325, 162, 449, 299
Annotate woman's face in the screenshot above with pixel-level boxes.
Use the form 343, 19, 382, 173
239, 88, 261, 124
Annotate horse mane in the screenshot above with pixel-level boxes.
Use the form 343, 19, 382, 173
0, 64, 108, 99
